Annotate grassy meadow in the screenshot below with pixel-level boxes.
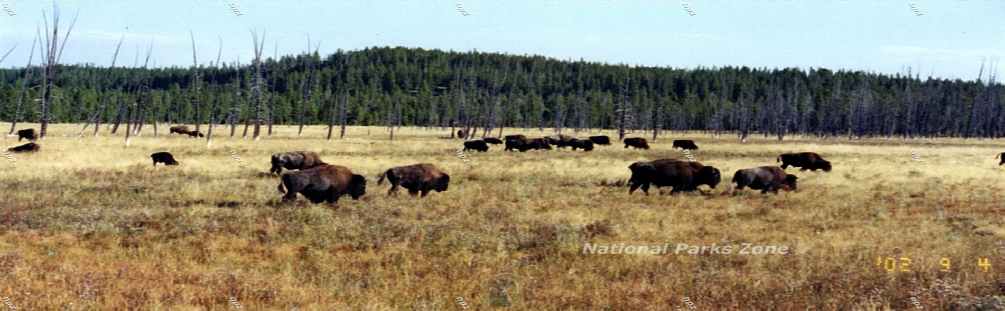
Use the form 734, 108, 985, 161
0, 123, 1003, 310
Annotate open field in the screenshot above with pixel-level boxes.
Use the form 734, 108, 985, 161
0, 124, 1003, 310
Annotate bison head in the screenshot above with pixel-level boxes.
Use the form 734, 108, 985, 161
435, 174, 450, 192
696, 166, 721, 189
349, 174, 367, 199
819, 160, 832, 172
783, 174, 798, 191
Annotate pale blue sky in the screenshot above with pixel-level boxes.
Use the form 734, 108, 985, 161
0, 0, 1003, 80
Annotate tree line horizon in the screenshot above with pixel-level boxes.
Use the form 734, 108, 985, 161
1, 45, 1003, 140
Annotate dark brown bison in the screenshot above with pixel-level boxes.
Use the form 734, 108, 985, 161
504, 135, 528, 151
7, 142, 39, 153
457, 129, 468, 139
518, 138, 553, 152
569, 138, 594, 151
624, 137, 650, 150
732, 166, 798, 194
186, 130, 204, 138
545, 134, 576, 148
672, 140, 699, 150
150, 152, 179, 166
270, 151, 326, 174
998, 152, 1005, 165
169, 125, 191, 135
628, 159, 721, 195
16, 129, 36, 142
463, 140, 489, 152
589, 135, 611, 145
278, 164, 367, 204
483, 137, 503, 144
377, 163, 450, 197
778, 152, 832, 172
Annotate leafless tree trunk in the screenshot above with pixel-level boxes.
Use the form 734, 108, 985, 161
38, 6, 79, 139
298, 37, 320, 137
8, 35, 37, 135
339, 90, 348, 139
81, 35, 124, 137
250, 30, 266, 140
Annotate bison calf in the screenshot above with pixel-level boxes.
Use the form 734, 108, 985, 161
628, 159, 721, 195
732, 166, 797, 194
377, 163, 450, 197
623, 137, 650, 150
150, 152, 179, 166
271, 151, 326, 174
672, 140, 699, 150
463, 140, 489, 152
778, 152, 832, 172
589, 135, 611, 145
279, 164, 367, 204
8, 142, 39, 153
483, 137, 503, 144
16, 129, 37, 142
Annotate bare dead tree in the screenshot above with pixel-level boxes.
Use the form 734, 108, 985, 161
80, 35, 124, 136
0, 45, 14, 64
8, 35, 37, 135
38, 5, 79, 139
298, 37, 320, 136
326, 89, 336, 140
188, 31, 204, 133
267, 40, 278, 136
250, 30, 267, 140
339, 90, 349, 139
230, 58, 242, 137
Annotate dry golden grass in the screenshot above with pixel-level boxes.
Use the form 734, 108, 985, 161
0, 124, 1002, 310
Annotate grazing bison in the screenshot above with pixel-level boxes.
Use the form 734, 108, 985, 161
519, 138, 553, 152
504, 135, 528, 151
672, 140, 699, 150
169, 125, 191, 135
278, 164, 367, 204
185, 130, 204, 138
377, 163, 450, 197
628, 159, 721, 195
16, 129, 36, 142
623, 137, 650, 150
483, 137, 503, 144
569, 138, 594, 151
589, 135, 611, 145
998, 152, 1005, 166
545, 134, 576, 148
150, 152, 179, 166
7, 142, 39, 153
778, 152, 832, 172
270, 151, 326, 174
732, 166, 798, 194
463, 140, 490, 152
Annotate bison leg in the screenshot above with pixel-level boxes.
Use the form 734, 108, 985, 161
408, 189, 419, 196
420, 189, 430, 197
388, 184, 399, 196
780, 163, 788, 169
282, 192, 298, 203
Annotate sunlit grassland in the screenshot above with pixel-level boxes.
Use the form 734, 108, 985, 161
0, 124, 1002, 310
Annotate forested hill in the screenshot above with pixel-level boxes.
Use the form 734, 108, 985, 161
1, 46, 1002, 138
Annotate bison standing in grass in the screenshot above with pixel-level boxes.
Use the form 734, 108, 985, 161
377, 163, 450, 197
483, 137, 503, 144
732, 166, 798, 194
623, 137, 650, 150
16, 129, 37, 142
463, 140, 489, 152
278, 164, 367, 204
627, 159, 721, 195
569, 138, 594, 151
8, 142, 39, 153
672, 140, 699, 150
589, 135, 611, 145
504, 135, 528, 151
150, 152, 179, 166
778, 152, 832, 172
545, 134, 576, 148
270, 151, 326, 174
169, 125, 191, 135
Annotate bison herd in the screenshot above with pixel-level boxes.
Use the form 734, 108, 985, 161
10, 125, 1005, 205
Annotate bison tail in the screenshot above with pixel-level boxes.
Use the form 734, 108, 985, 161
277, 182, 287, 194
377, 170, 388, 185
776, 156, 781, 163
